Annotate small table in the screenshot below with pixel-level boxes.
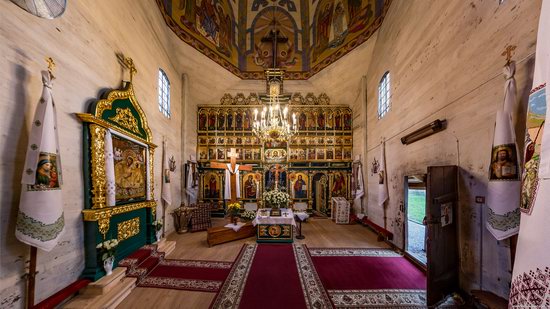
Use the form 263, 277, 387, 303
294, 212, 309, 239
253, 209, 296, 243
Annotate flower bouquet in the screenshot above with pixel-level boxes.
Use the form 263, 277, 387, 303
227, 202, 242, 224
96, 239, 119, 275
240, 210, 257, 221
153, 219, 163, 232
153, 219, 163, 240
96, 239, 119, 261
262, 189, 290, 209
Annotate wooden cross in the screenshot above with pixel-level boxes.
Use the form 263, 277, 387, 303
210, 148, 253, 202
261, 29, 289, 68
45, 57, 56, 79
501, 45, 516, 65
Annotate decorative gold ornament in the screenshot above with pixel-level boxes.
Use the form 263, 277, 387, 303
108, 108, 140, 134
149, 147, 155, 203
117, 217, 140, 241
76, 113, 154, 148
93, 82, 153, 143
98, 218, 110, 237
90, 124, 107, 209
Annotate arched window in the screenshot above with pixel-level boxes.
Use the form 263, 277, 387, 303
378, 71, 391, 119
158, 69, 171, 118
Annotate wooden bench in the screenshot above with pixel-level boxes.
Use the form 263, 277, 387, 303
207, 222, 256, 247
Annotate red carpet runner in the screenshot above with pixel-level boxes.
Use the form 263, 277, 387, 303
211, 244, 332, 309
307, 247, 427, 308
118, 245, 232, 292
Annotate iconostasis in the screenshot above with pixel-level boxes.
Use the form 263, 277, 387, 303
196, 92, 352, 213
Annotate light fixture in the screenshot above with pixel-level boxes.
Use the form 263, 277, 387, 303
253, 69, 297, 142
400, 119, 447, 145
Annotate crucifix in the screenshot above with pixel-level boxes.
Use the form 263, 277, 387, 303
270, 164, 285, 190
210, 148, 253, 203
261, 28, 288, 68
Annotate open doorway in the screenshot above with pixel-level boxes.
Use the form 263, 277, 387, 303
405, 175, 427, 265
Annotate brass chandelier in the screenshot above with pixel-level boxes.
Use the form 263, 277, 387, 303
252, 69, 297, 142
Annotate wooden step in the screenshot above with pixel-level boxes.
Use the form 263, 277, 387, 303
63, 273, 136, 309
157, 240, 176, 256
81, 267, 127, 296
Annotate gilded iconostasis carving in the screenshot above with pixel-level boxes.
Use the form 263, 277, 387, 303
197, 92, 353, 213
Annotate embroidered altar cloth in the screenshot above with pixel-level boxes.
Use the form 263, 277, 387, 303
253, 209, 296, 227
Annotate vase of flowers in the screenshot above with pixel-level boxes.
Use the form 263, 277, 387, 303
227, 202, 242, 224
96, 239, 119, 276
153, 219, 163, 241
262, 189, 290, 209
240, 210, 257, 221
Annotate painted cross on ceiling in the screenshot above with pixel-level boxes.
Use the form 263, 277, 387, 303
252, 0, 297, 12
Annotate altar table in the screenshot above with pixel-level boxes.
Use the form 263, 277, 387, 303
253, 209, 296, 243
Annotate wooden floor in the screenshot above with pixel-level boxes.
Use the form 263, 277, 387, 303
117, 218, 388, 309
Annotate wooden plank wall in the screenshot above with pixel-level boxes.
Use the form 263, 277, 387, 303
310, 0, 541, 299
0, 0, 238, 306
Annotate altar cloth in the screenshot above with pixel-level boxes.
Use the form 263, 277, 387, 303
295, 212, 309, 222
224, 222, 246, 232
253, 209, 296, 227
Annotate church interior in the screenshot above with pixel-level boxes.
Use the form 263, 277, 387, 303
1, 0, 549, 308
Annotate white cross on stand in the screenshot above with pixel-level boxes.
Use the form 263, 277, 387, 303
209, 148, 253, 203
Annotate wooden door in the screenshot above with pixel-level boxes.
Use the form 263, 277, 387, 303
426, 166, 458, 306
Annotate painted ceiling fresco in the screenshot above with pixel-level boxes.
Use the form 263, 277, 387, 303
157, 0, 391, 80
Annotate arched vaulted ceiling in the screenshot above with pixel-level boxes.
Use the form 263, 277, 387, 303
156, 0, 391, 80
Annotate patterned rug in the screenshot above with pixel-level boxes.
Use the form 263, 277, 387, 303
307, 247, 427, 308
138, 259, 232, 292
118, 244, 165, 282
118, 244, 233, 292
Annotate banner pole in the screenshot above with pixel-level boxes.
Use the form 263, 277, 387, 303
27, 246, 37, 309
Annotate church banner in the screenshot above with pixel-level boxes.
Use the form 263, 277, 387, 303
186, 156, 198, 204
352, 159, 365, 214
510, 0, 550, 305
485, 62, 521, 240
161, 139, 172, 205
16, 71, 64, 252
378, 141, 389, 207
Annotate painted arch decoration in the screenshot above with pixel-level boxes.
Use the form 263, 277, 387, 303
157, 0, 391, 80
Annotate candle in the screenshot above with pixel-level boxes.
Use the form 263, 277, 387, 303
254, 109, 258, 121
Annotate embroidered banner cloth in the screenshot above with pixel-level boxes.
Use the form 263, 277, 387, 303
15, 71, 64, 252
378, 141, 389, 207
486, 62, 521, 240
186, 157, 198, 204
161, 139, 172, 205
510, 0, 550, 306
